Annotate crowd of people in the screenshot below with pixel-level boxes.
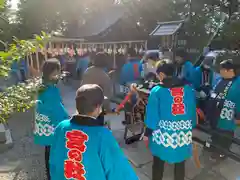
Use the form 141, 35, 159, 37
32, 47, 240, 180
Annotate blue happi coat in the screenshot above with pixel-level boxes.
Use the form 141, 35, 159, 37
192, 66, 220, 90
211, 77, 240, 131
176, 61, 194, 84
119, 59, 143, 84
76, 55, 90, 74
145, 84, 197, 163
50, 116, 139, 180
34, 84, 69, 146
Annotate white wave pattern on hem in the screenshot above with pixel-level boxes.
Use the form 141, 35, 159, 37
34, 113, 54, 136
152, 129, 192, 149
34, 123, 55, 136
158, 120, 192, 131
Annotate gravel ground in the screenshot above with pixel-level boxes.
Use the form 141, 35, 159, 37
1, 83, 240, 180
0, 83, 75, 180
0, 109, 47, 180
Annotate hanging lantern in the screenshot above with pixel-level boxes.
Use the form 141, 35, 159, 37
93, 45, 97, 52
59, 48, 64, 55
121, 45, 126, 54
47, 48, 50, 54
54, 48, 59, 56
51, 49, 55, 56
67, 47, 71, 54
63, 47, 67, 53
134, 44, 138, 54
113, 45, 117, 54
118, 45, 122, 54
88, 46, 92, 52
77, 48, 82, 56
107, 45, 112, 55
139, 45, 144, 54
103, 44, 107, 53
40, 48, 45, 55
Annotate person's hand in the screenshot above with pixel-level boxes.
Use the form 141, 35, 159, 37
130, 83, 137, 92
199, 90, 207, 98
143, 136, 149, 148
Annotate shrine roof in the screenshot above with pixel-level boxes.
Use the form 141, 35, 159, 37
149, 20, 184, 36
67, 5, 126, 39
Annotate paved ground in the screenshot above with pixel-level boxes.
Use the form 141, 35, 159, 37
0, 83, 240, 180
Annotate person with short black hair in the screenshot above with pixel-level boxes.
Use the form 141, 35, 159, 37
206, 59, 240, 159
49, 84, 138, 180
175, 49, 194, 83
34, 58, 69, 180
127, 47, 138, 58
141, 50, 160, 80
192, 52, 220, 114
143, 59, 197, 180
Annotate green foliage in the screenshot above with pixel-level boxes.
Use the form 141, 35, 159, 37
0, 0, 4, 8
0, 31, 50, 123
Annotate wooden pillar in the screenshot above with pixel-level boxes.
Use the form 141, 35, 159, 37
113, 44, 117, 69
144, 41, 148, 50
30, 54, 33, 67
26, 55, 30, 78
44, 44, 48, 61
36, 48, 40, 71
26, 55, 30, 67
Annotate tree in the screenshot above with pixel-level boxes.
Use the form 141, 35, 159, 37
1, 0, 51, 123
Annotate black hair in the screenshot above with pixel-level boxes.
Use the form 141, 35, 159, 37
156, 59, 175, 76
145, 51, 159, 61
75, 84, 104, 114
127, 47, 137, 57
93, 52, 108, 68
220, 59, 236, 73
42, 58, 61, 82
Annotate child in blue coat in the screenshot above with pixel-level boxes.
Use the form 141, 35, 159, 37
34, 58, 69, 180
144, 59, 197, 180
49, 84, 138, 180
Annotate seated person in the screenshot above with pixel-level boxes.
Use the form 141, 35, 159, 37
49, 84, 138, 180
206, 59, 240, 159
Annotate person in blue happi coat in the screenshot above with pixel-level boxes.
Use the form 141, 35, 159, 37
49, 84, 138, 180
143, 59, 197, 180
192, 52, 220, 114
76, 53, 90, 79
193, 51, 220, 91
206, 59, 240, 159
119, 47, 143, 84
175, 49, 194, 84
34, 58, 69, 180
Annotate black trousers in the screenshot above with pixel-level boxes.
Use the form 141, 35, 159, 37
211, 129, 234, 155
45, 146, 51, 180
152, 156, 185, 180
